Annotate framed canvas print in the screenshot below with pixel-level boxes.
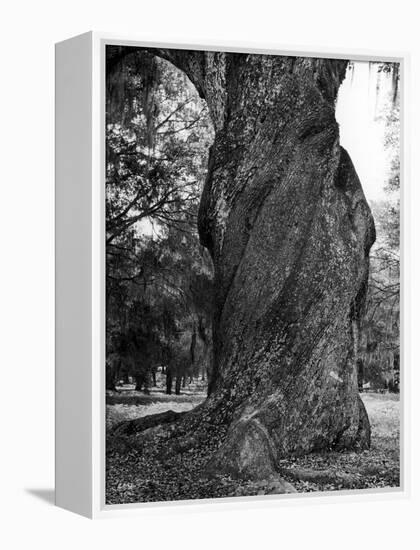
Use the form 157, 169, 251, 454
55, 32, 408, 518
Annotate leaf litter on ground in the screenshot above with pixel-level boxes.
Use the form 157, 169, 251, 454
106, 386, 400, 504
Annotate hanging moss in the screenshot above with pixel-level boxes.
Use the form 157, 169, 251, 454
377, 62, 400, 106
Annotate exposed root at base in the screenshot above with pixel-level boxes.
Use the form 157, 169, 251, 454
112, 409, 187, 437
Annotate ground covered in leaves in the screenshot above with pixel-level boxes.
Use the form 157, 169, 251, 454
106, 381, 400, 504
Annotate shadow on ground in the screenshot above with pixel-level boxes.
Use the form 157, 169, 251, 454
25, 488, 55, 505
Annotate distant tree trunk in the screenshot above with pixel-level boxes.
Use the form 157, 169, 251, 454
106, 364, 116, 391
151, 369, 157, 387
135, 374, 144, 392
166, 370, 173, 395
197, 315, 212, 391
126, 50, 376, 480
175, 376, 182, 395
357, 359, 365, 392
182, 376, 186, 388
106, 355, 124, 391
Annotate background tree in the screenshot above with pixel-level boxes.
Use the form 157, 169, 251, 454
360, 71, 400, 391
106, 48, 214, 393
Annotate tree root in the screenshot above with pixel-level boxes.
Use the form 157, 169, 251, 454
281, 466, 361, 488
112, 409, 187, 437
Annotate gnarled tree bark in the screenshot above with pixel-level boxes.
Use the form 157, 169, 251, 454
113, 50, 375, 482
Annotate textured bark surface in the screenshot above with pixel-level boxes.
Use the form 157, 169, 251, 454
114, 51, 376, 481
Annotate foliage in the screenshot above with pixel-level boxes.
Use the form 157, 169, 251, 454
360, 82, 400, 391
106, 47, 214, 392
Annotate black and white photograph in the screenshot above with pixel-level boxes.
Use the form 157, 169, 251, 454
105, 45, 400, 505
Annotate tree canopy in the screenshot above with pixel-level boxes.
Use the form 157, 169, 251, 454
106, 48, 214, 393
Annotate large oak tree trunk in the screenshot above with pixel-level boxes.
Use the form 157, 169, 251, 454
114, 50, 376, 482
161, 52, 375, 479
